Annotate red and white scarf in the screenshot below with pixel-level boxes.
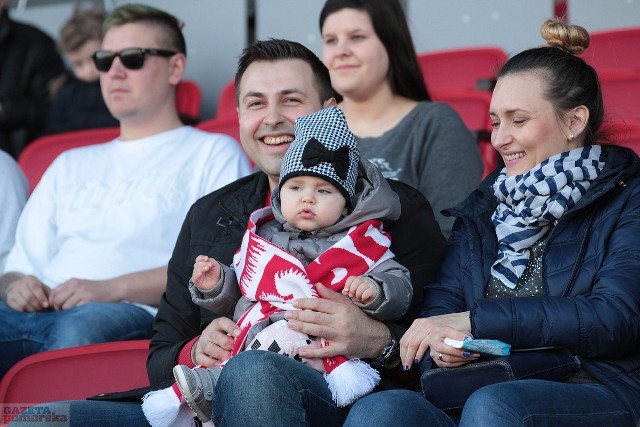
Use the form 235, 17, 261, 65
230, 206, 393, 380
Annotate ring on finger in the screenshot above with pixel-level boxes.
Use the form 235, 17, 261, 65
438, 353, 444, 362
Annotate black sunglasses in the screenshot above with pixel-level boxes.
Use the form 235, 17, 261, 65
92, 47, 177, 72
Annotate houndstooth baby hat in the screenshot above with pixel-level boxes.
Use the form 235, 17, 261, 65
279, 106, 359, 207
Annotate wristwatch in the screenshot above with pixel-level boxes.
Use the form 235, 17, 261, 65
369, 339, 401, 370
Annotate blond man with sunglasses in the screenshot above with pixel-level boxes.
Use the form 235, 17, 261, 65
0, 4, 251, 378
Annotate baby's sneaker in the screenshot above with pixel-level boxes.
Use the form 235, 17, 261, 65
173, 365, 221, 423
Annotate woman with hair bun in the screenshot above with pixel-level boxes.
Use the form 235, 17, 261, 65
342, 19, 640, 427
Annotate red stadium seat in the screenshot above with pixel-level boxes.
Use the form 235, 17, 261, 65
599, 71, 640, 124
0, 340, 150, 408
418, 47, 507, 92
216, 80, 237, 119
176, 80, 203, 124
18, 127, 120, 194
583, 27, 640, 73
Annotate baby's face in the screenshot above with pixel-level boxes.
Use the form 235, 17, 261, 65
66, 39, 102, 82
280, 175, 347, 231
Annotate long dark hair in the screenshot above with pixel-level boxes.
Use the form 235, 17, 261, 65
319, 0, 430, 102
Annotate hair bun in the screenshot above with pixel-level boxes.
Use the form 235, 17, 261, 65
541, 19, 590, 55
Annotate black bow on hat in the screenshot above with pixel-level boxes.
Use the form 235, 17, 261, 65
301, 137, 350, 180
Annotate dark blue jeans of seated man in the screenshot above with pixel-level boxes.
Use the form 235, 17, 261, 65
0, 301, 153, 377
213, 350, 348, 426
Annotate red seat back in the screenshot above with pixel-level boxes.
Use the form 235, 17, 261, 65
418, 47, 507, 92
583, 27, 640, 73
18, 127, 120, 193
216, 80, 237, 119
176, 80, 202, 124
0, 340, 150, 407
600, 71, 640, 124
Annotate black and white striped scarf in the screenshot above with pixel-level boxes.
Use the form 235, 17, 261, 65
491, 145, 605, 288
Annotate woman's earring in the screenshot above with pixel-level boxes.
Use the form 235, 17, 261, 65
567, 132, 575, 142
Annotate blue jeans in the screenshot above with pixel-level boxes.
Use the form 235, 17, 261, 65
344, 389, 458, 427
213, 350, 348, 426
345, 380, 636, 427
0, 301, 153, 377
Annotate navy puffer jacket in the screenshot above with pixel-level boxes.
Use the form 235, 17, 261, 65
421, 145, 640, 417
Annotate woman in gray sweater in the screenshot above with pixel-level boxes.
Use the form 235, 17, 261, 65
320, 0, 484, 238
